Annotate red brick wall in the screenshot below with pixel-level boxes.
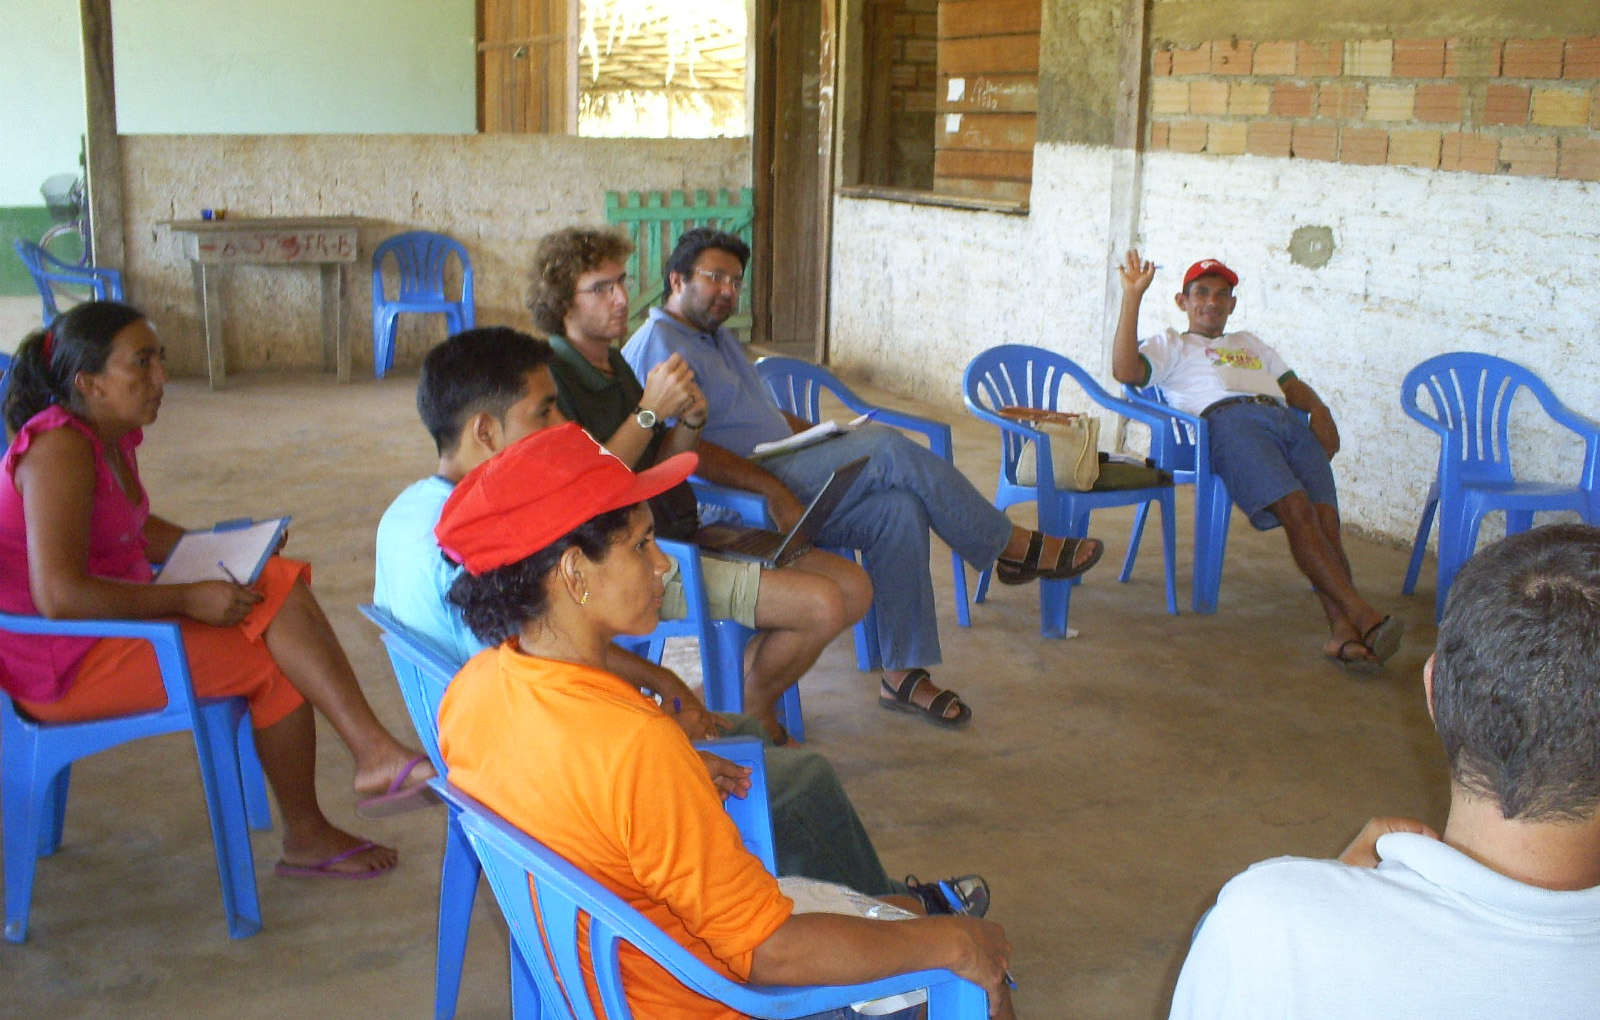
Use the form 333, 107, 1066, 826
1148, 35, 1600, 181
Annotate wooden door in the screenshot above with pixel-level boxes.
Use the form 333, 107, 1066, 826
756, 0, 835, 356
478, 0, 574, 133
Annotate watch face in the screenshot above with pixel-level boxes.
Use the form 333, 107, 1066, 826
636, 408, 658, 429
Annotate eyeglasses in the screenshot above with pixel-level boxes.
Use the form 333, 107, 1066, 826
692, 268, 744, 292
577, 272, 628, 298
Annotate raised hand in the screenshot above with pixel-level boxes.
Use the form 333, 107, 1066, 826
1119, 248, 1157, 296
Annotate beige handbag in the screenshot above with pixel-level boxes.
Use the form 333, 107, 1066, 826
1000, 406, 1101, 491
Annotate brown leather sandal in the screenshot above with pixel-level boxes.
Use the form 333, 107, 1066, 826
995, 533, 1104, 585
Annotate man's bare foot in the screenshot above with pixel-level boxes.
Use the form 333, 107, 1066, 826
277, 824, 398, 877
1324, 632, 1380, 673
756, 707, 799, 747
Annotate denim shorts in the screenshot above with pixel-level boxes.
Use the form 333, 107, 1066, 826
1206, 401, 1338, 530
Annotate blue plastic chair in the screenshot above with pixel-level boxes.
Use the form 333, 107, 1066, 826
360, 604, 778, 1019
0, 612, 271, 943
616, 536, 805, 743
1400, 353, 1600, 620
441, 777, 987, 1020
755, 356, 971, 671
360, 603, 537, 1020
1, 352, 13, 435
370, 231, 475, 378
12, 239, 125, 326
1122, 384, 1231, 614
963, 346, 1177, 638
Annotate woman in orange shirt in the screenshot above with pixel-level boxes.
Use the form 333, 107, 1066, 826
436, 423, 1015, 1019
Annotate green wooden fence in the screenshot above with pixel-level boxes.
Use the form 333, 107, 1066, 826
604, 187, 755, 339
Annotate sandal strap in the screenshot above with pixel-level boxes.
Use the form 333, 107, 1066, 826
925, 688, 965, 718
883, 668, 933, 702
997, 531, 1043, 570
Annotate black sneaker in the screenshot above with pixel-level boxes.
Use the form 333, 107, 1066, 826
904, 873, 991, 917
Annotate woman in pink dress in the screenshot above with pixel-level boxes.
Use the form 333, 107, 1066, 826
1, 300, 432, 880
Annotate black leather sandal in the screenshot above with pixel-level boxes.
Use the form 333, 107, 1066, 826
995, 533, 1104, 585
878, 670, 972, 728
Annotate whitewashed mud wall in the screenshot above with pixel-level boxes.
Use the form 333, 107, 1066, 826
119, 134, 750, 376
828, 139, 1600, 545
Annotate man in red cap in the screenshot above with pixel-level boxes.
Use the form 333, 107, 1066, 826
1111, 249, 1400, 671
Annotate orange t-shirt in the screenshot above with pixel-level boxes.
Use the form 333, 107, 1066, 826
438, 643, 794, 1020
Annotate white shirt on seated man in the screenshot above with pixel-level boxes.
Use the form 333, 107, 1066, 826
1169, 523, 1600, 1019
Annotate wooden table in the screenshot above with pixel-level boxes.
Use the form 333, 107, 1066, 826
164, 217, 362, 387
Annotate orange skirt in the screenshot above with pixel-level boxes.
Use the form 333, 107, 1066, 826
15, 558, 310, 730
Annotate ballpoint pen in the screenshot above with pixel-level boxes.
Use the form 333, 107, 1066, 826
217, 561, 245, 586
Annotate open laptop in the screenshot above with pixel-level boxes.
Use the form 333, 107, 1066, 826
692, 456, 868, 568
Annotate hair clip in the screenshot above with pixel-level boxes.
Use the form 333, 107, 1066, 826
41, 328, 55, 361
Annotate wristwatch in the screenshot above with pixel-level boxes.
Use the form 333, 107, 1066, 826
633, 406, 660, 431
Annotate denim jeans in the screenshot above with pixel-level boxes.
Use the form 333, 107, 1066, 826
764, 424, 1012, 670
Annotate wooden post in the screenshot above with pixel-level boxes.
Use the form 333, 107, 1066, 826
80, 0, 125, 271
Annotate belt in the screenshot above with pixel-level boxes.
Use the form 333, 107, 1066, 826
1201, 394, 1284, 417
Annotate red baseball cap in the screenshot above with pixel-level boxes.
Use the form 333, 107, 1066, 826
1183, 259, 1239, 288
436, 422, 696, 575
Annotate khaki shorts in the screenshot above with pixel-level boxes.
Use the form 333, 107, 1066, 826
660, 552, 762, 628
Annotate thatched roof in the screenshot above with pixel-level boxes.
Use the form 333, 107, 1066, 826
578, 0, 746, 98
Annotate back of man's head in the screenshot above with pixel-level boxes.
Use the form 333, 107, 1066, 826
662, 227, 750, 305
417, 327, 553, 455
1432, 523, 1600, 821
526, 227, 634, 337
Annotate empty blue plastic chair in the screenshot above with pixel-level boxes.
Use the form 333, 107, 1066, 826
963, 346, 1177, 638
1, 612, 271, 943
1400, 353, 1600, 619
12, 239, 125, 326
370, 231, 475, 378
441, 777, 987, 1020
755, 356, 970, 672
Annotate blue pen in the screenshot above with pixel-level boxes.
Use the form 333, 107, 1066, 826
217, 561, 245, 586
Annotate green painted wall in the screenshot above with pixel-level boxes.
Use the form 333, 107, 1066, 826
0, 208, 59, 297
112, 0, 477, 134
1, 0, 87, 206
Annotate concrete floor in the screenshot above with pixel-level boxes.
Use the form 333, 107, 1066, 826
1, 360, 1448, 1020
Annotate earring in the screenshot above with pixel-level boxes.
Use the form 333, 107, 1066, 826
579, 590, 590, 605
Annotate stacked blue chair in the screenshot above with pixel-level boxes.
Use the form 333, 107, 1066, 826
441, 776, 988, 1020
370, 231, 475, 378
1, 612, 270, 942
360, 603, 781, 1019
754, 356, 969, 672
1400, 352, 1600, 619
12, 239, 125, 326
963, 345, 1178, 638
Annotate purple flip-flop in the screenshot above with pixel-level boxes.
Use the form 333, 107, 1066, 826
354, 755, 438, 820
274, 840, 395, 880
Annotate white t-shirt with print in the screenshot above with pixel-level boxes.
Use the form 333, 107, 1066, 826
1139, 328, 1291, 416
